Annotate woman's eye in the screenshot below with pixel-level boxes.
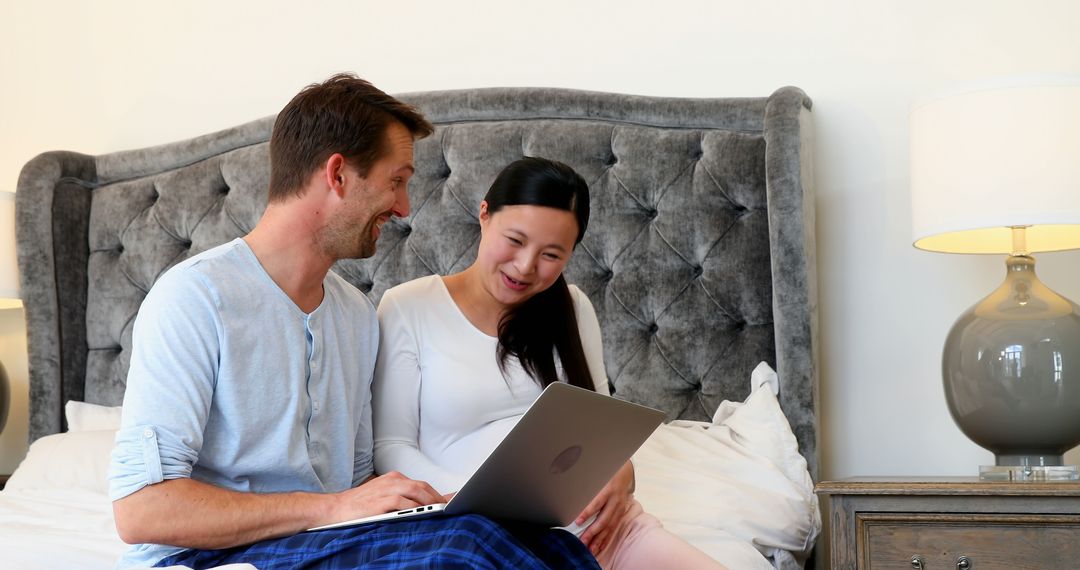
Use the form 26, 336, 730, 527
543, 252, 562, 261
507, 236, 523, 246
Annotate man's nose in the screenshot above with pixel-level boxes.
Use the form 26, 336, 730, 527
392, 185, 410, 218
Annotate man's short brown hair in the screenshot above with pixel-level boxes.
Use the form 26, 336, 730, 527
268, 73, 434, 202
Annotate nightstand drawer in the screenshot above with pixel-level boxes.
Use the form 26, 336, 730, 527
859, 513, 1080, 569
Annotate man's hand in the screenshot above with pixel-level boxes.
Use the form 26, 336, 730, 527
576, 461, 634, 556
326, 471, 444, 525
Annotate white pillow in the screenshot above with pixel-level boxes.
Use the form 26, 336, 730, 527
4, 429, 117, 495
65, 401, 123, 432
632, 362, 821, 564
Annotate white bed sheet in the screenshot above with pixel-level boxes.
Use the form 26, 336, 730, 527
0, 487, 255, 570
0, 364, 816, 569
0, 485, 771, 570
0, 434, 798, 570
0, 487, 127, 569
0, 482, 770, 570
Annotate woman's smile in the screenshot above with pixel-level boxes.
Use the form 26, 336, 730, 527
501, 272, 530, 292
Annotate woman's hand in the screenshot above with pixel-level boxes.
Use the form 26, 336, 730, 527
576, 460, 635, 556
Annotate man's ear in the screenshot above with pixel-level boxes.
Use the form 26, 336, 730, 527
324, 153, 347, 196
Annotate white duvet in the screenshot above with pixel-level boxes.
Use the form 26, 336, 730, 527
0, 363, 818, 569
0, 487, 126, 569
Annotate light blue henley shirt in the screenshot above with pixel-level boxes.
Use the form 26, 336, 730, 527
107, 239, 378, 568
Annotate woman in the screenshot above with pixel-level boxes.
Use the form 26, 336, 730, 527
372, 157, 725, 569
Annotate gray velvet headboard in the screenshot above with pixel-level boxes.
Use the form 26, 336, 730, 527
15, 87, 819, 479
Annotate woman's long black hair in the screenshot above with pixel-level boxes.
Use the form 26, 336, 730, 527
486, 157, 595, 391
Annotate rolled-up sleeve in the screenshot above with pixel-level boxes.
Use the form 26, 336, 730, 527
108, 268, 220, 501
109, 424, 199, 500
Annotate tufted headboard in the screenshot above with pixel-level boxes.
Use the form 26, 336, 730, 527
15, 87, 819, 479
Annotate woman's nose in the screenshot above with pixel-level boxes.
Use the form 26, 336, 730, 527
515, 251, 538, 275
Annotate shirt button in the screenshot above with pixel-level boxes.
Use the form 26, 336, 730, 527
143, 429, 154, 439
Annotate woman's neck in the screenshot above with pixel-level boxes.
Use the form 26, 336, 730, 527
443, 267, 508, 336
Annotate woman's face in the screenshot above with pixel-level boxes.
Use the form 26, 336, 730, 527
476, 201, 580, 308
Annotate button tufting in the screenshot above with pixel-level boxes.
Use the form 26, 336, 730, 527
606, 155, 618, 166
116, 245, 124, 254
182, 240, 193, 248
648, 323, 659, 334
647, 209, 658, 220
220, 185, 230, 195
360, 282, 373, 294
402, 225, 412, 236
692, 265, 703, 277
603, 269, 614, 281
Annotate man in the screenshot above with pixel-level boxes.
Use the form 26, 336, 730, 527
108, 74, 599, 569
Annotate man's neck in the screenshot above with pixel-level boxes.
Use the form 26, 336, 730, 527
244, 200, 335, 314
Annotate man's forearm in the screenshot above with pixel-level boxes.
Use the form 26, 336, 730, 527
113, 477, 334, 549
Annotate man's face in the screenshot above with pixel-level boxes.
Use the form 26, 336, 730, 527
323, 121, 415, 260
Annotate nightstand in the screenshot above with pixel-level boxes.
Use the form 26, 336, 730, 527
816, 477, 1080, 569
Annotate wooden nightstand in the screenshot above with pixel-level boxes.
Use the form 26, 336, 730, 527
816, 477, 1080, 569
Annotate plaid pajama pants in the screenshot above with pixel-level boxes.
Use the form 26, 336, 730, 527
155, 514, 599, 569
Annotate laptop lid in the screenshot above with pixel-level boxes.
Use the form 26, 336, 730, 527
308, 382, 664, 531
443, 382, 665, 527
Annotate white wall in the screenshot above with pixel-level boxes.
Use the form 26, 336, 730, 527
2, 0, 1079, 478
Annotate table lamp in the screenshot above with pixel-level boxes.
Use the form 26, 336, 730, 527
910, 76, 1080, 481
0, 191, 21, 434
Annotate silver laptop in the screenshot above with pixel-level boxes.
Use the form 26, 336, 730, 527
309, 382, 665, 531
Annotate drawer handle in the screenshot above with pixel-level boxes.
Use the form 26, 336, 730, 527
909, 553, 971, 569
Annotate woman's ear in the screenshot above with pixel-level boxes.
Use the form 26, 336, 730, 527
478, 200, 491, 224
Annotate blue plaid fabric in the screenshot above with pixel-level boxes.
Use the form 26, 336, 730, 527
155, 514, 599, 569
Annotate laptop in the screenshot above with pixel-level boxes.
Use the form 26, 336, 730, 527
308, 382, 665, 531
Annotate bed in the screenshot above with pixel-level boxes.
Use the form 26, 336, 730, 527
7, 86, 820, 569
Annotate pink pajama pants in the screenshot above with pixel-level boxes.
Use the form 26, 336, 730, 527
592, 499, 728, 570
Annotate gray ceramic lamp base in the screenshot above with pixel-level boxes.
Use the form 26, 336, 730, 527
944, 255, 1080, 482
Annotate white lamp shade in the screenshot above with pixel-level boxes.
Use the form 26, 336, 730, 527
910, 76, 1080, 254
0, 191, 21, 309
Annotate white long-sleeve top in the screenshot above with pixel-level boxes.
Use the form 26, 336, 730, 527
372, 275, 609, 494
